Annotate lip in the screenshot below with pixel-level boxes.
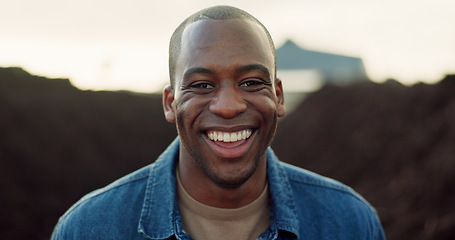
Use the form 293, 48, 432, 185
203, 129, 256, 159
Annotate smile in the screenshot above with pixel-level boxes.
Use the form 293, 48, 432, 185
206, 129, 253, 142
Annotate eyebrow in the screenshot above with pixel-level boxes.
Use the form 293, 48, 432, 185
182, 64, 271, 81
236, 64, 271, 78
183, 67, 214, 81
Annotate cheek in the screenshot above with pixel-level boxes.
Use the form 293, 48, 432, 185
174, 95, 208, 128
248, 94, 279, 114
248, 95, 279, 134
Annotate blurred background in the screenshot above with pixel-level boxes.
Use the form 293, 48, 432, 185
1, 0, 455, 239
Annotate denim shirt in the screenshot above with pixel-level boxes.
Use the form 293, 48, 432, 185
52, 137, 385, 239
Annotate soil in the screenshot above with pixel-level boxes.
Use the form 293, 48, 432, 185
273, 76, 455, 239
1, 67, 454, 239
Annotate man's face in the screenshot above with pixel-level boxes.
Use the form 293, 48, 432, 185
163, 19, 285, 187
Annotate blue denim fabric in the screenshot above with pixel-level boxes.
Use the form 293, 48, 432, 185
51, 137, 385, 239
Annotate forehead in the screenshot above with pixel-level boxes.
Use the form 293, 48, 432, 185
176, 19, 274, 77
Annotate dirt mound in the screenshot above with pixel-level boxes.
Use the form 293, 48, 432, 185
273, 76, 455, 239
2, 67, 454, 239
0, 67, 177, 239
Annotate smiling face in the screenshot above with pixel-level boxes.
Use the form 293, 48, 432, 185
163, 19, 285, 188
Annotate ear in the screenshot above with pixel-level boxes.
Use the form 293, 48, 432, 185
163, 85, 176, 122
275, 78, 286, 117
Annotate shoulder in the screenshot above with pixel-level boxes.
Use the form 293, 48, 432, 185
52, 138, 181, 239
51, 165, 152, 239
276, 161, 384, 239
279, 161, 368, 203
69, 164, 151, 212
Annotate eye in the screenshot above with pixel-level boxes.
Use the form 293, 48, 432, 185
239, 79, 272, 90
240, 80, 261, 87
185, 81, 215, 94
190, 82, 214, 89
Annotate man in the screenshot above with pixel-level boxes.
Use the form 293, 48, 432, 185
52, 5, 385, 239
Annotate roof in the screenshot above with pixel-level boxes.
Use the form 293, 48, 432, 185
276, 40, 368, 83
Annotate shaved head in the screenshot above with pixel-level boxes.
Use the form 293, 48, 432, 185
168, 5, 276, 87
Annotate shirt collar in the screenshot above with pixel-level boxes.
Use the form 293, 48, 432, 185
266, 148, 300, 238
138, 137, 180, 239
138, 137, 300, 239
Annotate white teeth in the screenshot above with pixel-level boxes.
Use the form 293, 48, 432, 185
207, 129, 253, 142
231, 132, 238, 141
208, 132, 213, 140
223, 132, 230, 142
217, 132, 222, 141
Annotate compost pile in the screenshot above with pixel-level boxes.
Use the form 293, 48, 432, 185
273, 76, 455, 239
1, 67, 454, 239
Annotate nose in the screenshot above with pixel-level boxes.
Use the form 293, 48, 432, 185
209, 84, 247, 118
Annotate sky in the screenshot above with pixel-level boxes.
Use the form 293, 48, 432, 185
1, 0, 454, 93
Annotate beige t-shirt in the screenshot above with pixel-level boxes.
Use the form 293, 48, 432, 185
176, 174, 270, 240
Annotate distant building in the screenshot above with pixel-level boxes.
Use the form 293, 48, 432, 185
277, 40, 368, 90
276, 40, 369, 112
